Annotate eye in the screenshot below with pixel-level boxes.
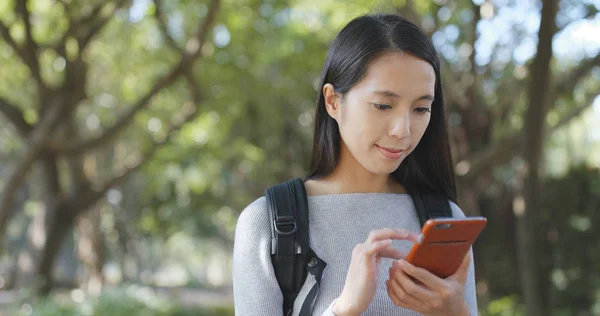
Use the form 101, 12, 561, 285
415, 107, 431, 114
373, 103, 392, 110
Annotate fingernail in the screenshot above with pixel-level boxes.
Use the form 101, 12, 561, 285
397, 230, 407, 237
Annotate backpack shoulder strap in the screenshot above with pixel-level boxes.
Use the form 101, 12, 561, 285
265, 178, 326, 316
409, 190, 454, 227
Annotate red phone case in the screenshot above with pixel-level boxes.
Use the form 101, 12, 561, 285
405, 217, 487, 278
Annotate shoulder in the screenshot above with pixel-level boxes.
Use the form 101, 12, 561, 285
235, 196, 270, 238
448, 200, 467, 219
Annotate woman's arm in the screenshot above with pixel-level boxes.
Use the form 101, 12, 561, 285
232, 197, 284, 314
464, 248, 478, 315
233, 197, 344, 316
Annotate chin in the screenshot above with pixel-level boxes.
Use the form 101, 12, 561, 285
355, 152, 405, 175
368, 163, 402, 175
378, 161, 404, 175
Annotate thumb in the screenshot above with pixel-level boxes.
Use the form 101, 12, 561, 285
449, 252, 471, 284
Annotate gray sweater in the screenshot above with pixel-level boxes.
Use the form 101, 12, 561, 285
232, 193, 478, 315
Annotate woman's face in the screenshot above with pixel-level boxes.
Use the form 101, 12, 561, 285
324, 52, 436, 176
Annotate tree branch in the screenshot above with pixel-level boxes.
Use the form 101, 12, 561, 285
79, 1, 111, 26
0, 20, 44, 86
54, 0, 220, 155
183, 0, 221, 60
557, 4, 599, 33
0, 96, 32, 138
0, 21, 21, 55
460, 47, 600, 180
553, 92, 598, 129
49, 1, 132, 61
72, 73, 202, 214
48, 1, 105, 58
153, 0, 182, 52
78, 0, 129, 52
0, 102, 64, 243
459, 89, 597, 183
51, 20, 75, 58
460, 0, 559, 189
467, 1, 481, 107
54, 64, 183, 155
554, 53, 600, 96
490, 75, 525, 130
16, 0, 39, 56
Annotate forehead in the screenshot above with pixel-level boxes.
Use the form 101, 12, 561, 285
352, 52, 436, 96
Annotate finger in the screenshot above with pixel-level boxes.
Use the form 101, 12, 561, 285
448, 252, 472, 284
378, 248, 407, 260
391, 261, 437, 301
388, 264, 397, 282
388, 257, 411, 281
397, 259, 446, 290
386, 279, 409, 308
366, 228, 420, 243
386, 280, 403, 306
385, 279, 421, 311
389, 269, 422, 303
365, 239, 393, 257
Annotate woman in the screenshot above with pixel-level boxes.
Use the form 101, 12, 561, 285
232, 13, 478, 316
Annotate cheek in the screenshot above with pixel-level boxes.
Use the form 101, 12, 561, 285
339, 103, 377, 144
354, 114, 383, 148
340, 117, 371, 149
411, 116, 431, 142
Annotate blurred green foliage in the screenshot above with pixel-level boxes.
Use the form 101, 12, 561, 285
8, 285, 234, 316
1, 0, 600, 313
477, 165, 600, 315
479, 295, 525, 316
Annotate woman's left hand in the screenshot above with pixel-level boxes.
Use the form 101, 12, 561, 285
385, 254, 471, 316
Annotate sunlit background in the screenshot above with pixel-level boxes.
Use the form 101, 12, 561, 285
1, 0, 599, 315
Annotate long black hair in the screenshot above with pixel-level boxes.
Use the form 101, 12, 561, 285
307, 14, 457, 203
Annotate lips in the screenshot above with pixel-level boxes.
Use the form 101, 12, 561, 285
379, 146, 403, 153
376, 145, 405, 160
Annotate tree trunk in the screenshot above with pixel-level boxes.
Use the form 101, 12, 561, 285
113, 203, 133, 282
74, 151, 106, 295
14, 206, 48, 289
36, 204, 74, 296
516, 0, 558, 315
2, 182, 30, 290
0, 0, 220, 297
76, 202, 105, 296
14, 154, 60, 289
35, 143, 75, 295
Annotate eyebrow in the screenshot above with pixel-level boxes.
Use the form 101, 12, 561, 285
373, 90, 434, 101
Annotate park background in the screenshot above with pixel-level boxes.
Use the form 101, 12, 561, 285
1, 0, 600, 315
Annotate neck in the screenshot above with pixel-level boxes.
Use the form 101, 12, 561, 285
325, 171, 399, 194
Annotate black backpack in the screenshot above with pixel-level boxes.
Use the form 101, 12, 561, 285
264, 178, 453, 316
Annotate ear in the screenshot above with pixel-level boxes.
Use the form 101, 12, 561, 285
323, 83, 341, 121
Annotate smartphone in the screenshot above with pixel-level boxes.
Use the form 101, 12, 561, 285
405, 217, 487, 278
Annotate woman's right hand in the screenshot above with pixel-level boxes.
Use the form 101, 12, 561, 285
332, 228, 420, 316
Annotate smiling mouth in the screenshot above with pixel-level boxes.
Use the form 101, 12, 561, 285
376, 145, 405, 160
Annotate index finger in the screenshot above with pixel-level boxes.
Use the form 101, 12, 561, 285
366, 228, 420, 244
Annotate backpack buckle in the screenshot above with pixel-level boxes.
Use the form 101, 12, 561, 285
274, 216, 297, 235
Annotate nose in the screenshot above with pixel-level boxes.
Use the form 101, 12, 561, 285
388, 113, 410, 140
